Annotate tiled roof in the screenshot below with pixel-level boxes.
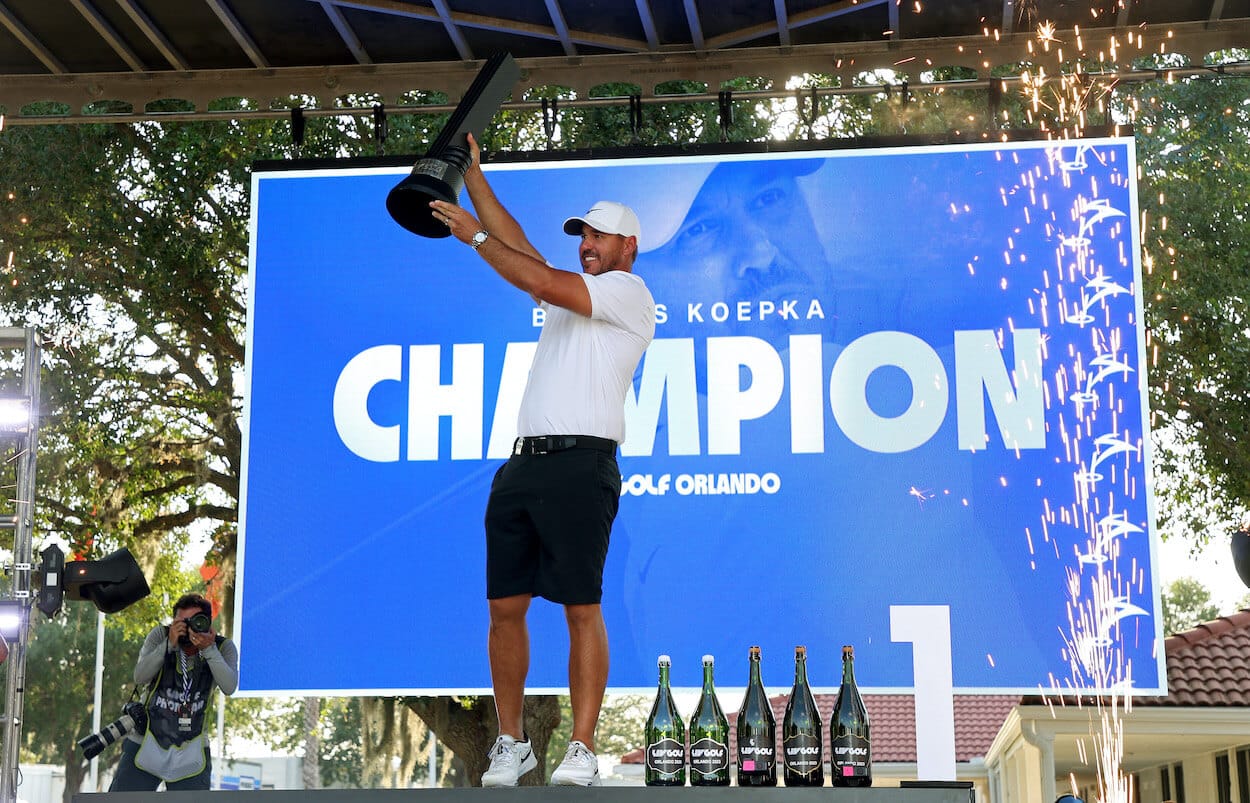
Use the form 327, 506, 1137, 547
1019, 608, 1250, 708
842, 695, 1020, 762
1136, 607, 1250, 707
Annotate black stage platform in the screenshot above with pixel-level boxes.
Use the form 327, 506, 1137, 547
76, 783, 973, 803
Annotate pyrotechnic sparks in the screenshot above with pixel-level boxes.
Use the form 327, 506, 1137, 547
974, 124, 1151, 801
907, 485, 935, 506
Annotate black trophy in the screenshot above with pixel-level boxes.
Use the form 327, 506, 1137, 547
386, 52, 521, 238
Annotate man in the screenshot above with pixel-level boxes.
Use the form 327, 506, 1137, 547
109, 593, 238, 792
641, 158, 838, 343
430, 133, 655, 787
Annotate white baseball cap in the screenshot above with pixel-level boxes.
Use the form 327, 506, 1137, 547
562, 201, 642, 242
626, 156, 823, 252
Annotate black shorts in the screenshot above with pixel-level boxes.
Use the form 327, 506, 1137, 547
485, 445, 621, 605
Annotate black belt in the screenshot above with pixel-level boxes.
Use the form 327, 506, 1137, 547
513, 435, 617, 456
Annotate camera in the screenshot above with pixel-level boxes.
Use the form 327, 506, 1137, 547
78, 701, 146, 760
177, 612, 212, 647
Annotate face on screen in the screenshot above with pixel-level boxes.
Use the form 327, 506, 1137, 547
645, 161, 834, 338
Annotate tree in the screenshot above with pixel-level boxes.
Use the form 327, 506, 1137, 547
19, 604, 130, 802
1159, 577, 1221, 635
301, 697, 321, 789
1118, 71, 1250, 541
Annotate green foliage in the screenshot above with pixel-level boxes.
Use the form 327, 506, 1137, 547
1119, 75, 1250, 540
224, 696, 366, 788
317, 698, 367, 787
1159, 576, 1221, 634
19, 604, 141, 798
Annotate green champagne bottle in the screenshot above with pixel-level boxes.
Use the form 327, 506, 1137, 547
782, 645, 824, 786
829, 644, 871, 787
736, 645, 777, 786
644, 655, 686, 786
688, 654, 730, 786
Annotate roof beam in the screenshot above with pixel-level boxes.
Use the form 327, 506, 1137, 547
774, 0, 791, 47
887, 0, 899, 40
205, 0, 269, 68
544, 0, 576, 56
2, 18, 1246, 118
1001, 0, 1014, 36
635, 0, 660, 49
318, 0, 372, 64
1117, 1, 1131, 29
0, 1, 66, 74
69, 0, 145, 71
115, 0, 188, 71
319, 0, 647, 53
707, 0, 881, 50
684, 0, 705, 50
429, 0, 472, 61
1210, 0, 1226, 24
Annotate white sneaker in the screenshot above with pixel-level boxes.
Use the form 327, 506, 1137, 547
481, 735, 537, 787
551, 740, 601, 786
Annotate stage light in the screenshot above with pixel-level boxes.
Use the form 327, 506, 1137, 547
63, 547, 151, 614
0, 601, 24, 641
36, 544, 64, 618
0, 395, 31, 433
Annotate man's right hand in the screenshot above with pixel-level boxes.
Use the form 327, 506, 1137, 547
168, 619, 188, 649
466, 132, 483, 176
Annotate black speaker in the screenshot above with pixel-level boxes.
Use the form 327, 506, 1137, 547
64, 547, 151, 614
36, 543, 65, 617
1232, 528, 1250, 590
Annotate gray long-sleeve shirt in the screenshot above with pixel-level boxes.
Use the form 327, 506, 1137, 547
125, 623, 239, 744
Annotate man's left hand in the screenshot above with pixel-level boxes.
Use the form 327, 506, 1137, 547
428, 199, 482, 246
187, 628, 216, 652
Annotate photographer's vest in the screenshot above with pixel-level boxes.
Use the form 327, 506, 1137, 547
144, 632, 225, 748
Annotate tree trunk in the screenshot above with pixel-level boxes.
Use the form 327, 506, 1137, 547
404, 695, 561, 787
301, 697, 320, 789
359, 697, 430, 788
61, 748, 86, 803
360, 697, 397, 787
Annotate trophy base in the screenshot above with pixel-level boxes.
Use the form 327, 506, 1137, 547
385, 158, 466, 238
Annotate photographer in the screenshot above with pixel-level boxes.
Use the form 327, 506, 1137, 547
108, 593, 238, 791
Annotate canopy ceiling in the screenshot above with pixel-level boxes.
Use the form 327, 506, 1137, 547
1, 0, 1248, 122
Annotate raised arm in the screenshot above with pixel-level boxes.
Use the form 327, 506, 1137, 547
461, 133, 543, 263
430, 134, 592, 316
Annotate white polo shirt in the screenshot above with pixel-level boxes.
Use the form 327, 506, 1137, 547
516, 270, 655, 443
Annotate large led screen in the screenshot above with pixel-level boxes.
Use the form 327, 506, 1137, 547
240, 137, 1163, 695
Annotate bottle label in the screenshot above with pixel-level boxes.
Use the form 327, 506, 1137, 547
831, 733, 871, 777
646, 737, 685, 776
737, 736, 775, 772
783, 733, 822, 775
689, 737, 729, 777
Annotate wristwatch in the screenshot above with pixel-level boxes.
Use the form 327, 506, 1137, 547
470, 230, 490, 250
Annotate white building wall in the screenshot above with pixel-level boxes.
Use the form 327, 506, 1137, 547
15, 764, 64, 803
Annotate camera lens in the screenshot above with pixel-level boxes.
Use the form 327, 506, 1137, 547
78, 710, 140, 760
78, 733, 106, 761
188, 613, 211, 633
